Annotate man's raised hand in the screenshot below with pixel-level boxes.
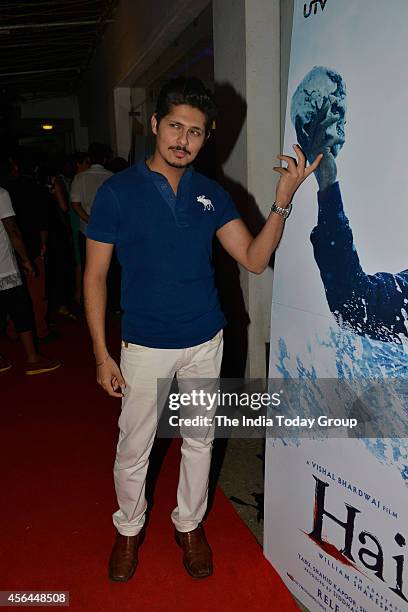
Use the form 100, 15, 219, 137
273, 144, 322, 205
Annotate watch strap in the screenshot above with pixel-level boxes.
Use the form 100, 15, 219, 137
271, 201, 292, 219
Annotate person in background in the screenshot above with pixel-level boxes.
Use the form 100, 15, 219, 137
0, 185, 60, 375
70, 143, 112, 270
7, 153, 51, 341
40, 162, 76, 323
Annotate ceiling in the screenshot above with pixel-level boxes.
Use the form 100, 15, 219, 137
0, 0, 118, 101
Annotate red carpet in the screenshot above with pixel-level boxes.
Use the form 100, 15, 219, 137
0, 319, 298, 611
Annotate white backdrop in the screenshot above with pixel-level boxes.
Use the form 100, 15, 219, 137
264, 1, 408, 610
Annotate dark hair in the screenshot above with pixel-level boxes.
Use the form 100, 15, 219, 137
108, 157, 128, 174
74, 151, 89, 166
155, 77, 216, 136
87, 142, 109, 165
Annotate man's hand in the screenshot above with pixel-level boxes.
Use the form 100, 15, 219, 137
96, 355, 126, 398
20, 258, 36, 277
273, 144, 322, 206
294, 97, 344, 191
72, 202, 90, 224
217, 145, 322, 274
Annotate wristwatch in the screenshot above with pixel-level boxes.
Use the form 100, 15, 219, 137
271, 201, 292, 219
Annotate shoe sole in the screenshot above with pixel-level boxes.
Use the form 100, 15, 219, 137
108, 561, 138, 582
0, 364, 13, 373
25, 363, 61, 376
174, 532, 213, 579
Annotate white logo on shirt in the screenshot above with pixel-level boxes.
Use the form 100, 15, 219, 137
197, 195, 214, 211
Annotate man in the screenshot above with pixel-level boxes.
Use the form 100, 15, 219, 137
293, 78, 408, 344
70, 142, 112, 267
7, 154, 50, 341
84, 77, 320, 582
0, 186, 60, 375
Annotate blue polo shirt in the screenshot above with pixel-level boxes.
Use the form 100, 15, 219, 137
87, 160, 240, 348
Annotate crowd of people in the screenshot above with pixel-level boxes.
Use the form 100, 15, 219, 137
0, 142, 126, 375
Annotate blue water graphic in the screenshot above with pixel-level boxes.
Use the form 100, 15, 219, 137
272, 326, 408, 483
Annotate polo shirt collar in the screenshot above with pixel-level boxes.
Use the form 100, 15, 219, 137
138, 159, 194, 183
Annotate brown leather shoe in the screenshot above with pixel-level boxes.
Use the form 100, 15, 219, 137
175, 524, 213, 579
108, 530, 144, 582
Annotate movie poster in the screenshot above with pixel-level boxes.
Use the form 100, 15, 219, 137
264, 1, 408, 610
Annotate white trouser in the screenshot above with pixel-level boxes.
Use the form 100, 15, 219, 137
112, 331, 223, 536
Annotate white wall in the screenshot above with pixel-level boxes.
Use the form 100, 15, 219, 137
213, 0, 281, 377
78, 0, 210, 148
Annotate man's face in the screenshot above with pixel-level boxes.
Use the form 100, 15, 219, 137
291, 67, 347, 159
77, 158, 91, 173
151, 104, 207, 169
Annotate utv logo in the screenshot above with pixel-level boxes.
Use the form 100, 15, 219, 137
304, 0, 328, 18
197, 195, 214, 211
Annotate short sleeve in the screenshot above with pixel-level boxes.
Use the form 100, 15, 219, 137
0, 188, 15, 219
216, 187, 240, 230
86, 183, 119, 244
70, 174, 81, 203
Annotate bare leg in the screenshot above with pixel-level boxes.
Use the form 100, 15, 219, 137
19, 330, 40, 362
